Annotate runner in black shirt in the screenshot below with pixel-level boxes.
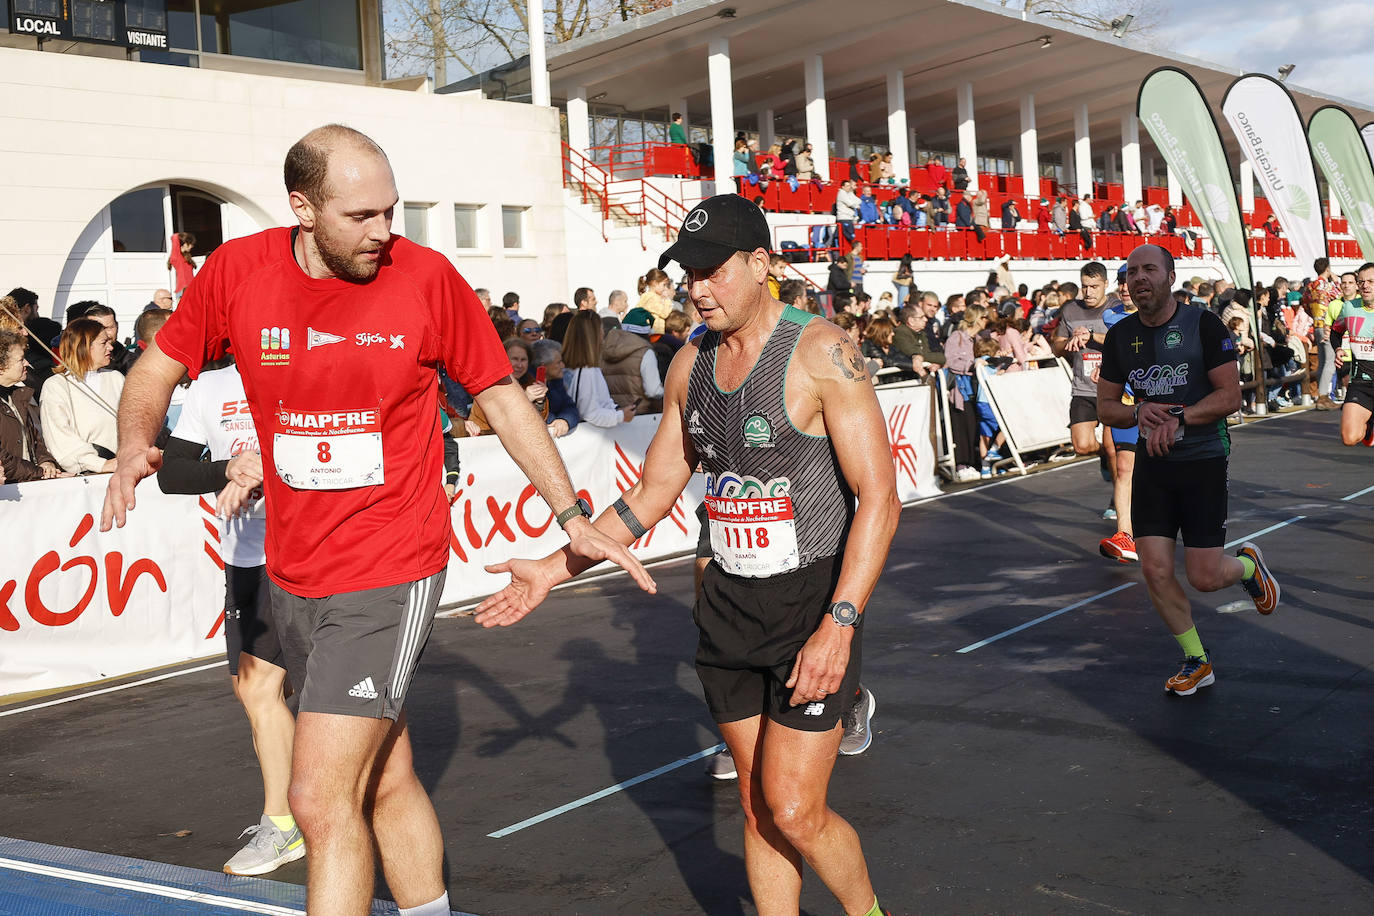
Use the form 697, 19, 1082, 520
1098, 245, 1280, 696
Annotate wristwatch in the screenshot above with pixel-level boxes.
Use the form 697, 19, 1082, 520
555, 497, 592, 529
829, 601, 860, 627
1167, 405, 1185, 424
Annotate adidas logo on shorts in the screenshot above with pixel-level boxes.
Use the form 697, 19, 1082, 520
348, 677, 379, 700
803, 701, 825, 717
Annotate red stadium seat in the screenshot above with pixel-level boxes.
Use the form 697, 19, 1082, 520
1064, 234, 1085, 259
907, 230, 931, 261
928, 230, 949, 260
948, 232, 969, 260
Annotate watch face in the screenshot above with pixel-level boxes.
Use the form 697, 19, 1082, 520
831, 601, 859, 626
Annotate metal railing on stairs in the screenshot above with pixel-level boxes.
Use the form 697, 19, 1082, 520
562, 143, 690, 252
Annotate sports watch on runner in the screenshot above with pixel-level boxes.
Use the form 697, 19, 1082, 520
829, 601, 860, 627
555, 497, 593, 529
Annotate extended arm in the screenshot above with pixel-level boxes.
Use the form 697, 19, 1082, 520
475, 347, 700, 627
100, 341, 189, 529
473, 376, 654, 593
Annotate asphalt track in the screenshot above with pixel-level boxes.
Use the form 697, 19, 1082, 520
3, 409, 1372, 915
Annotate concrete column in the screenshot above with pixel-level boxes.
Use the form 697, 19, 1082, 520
908, 127, 918, 172
1019, 93, 1040, 199
1121, 114, 1142, 207
1061, 146, 1075, 193
1329, 183, 1342, 220
1107, 152, 1119, 185
1166, 164, 1183, 207
757, 108, 774, 149
1145, 155, 1157, 189
1239, 159, 1255, 213
836, 118, 850, 159
528, 0, 550, 106
1074, 104, 1092, 198
886, 69, 910, 179
708, 37, 735, 194
956, 81, 979, 192
803, 53, 829, 182
567, 86, 590, 154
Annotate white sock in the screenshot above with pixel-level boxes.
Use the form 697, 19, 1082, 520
398, 892, 450, 916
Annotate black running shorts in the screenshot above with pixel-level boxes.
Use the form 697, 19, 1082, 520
270, 569, 445, 720
1069, 395, 1099, 427
225, 564, 284, 676
1131, 455, 1228, 548
694, 556, 861, 733
1344, 381, 1374, 413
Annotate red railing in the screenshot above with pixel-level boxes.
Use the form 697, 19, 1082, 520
563, 143, 689, 251
586, 141, 700, 181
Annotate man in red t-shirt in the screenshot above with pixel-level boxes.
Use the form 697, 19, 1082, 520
102, 125, 654, 916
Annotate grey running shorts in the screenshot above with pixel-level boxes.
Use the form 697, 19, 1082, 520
270, 569, 446, 720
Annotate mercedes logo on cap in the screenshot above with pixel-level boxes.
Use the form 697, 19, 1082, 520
684, 208, 709, 232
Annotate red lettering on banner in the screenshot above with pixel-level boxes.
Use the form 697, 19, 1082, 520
887, 404, 921, 491
484, 497, 515, 546
516, 485, 554, 538
1, 511, 172, 632
0, 580, 17, 632
26, 550, 98, 627
104, 553, 168, 616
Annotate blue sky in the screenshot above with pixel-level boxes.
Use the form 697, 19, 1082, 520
1154, 0, 1374, 110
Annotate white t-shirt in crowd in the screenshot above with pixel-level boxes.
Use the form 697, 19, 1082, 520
171, 365, 266, 567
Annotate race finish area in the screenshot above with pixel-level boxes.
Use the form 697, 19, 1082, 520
4, 410, 1372, 915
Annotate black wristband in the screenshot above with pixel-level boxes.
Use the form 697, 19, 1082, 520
613, 496, 647, 538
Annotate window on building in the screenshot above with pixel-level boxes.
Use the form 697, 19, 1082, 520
501, 207, 526, 250
109, 188, 168, 254
171, 185, 224, 257
454, 205, 480, 250
198, 0, 361, 69
404, 203, 430, 247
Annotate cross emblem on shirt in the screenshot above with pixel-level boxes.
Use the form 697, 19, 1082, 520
1131, 337, 1143, 354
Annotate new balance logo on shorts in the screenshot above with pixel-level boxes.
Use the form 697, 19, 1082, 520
804, 702, 825, 716
348, 677, 379, 700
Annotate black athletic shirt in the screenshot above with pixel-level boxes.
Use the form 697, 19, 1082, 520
1100, 303, 1236, 461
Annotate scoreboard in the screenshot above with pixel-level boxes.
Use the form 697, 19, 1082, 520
10, 0, 169, 50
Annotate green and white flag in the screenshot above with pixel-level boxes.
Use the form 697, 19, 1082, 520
1138, 67, 1252, 289
1222, 74, 1327, 269
1308, 106, 1374, 261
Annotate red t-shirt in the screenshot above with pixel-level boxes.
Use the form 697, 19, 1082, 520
157, 228, 509, 597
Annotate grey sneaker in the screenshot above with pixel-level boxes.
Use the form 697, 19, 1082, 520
839, 686, 876, 756
706, 748, 737, 781
223, 815, 306, 876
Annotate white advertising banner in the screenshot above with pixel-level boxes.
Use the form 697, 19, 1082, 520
1222, 75, 1328, 269
1, 386, 939, 697
0, 476, 225, 696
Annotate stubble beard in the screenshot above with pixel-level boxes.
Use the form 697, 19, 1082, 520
315, 223, 381, 282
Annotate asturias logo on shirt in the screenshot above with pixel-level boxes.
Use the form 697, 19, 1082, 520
260, 327, 291, 366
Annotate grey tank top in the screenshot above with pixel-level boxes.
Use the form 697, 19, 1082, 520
685, 306, 853, 576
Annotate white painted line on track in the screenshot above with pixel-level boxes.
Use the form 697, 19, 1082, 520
0, 661, 227, 719
956, 583, 1137, 654
1224, 516, 1306, 550
487, 742, 727, 838
1342, 484, 1374, 502
0, 856, 304, 915
959, 513, 1315, 654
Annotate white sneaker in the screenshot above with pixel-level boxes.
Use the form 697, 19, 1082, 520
955, 466, 981, 482
706, 748, 737, 781
223, 816, 306, 876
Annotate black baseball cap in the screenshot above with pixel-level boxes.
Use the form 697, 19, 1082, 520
658, 194, 771, 270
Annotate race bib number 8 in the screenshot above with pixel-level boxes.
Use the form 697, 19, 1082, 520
273, 404, 384, 490
706, 482, 800, 578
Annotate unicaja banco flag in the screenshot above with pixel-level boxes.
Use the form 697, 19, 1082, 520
1222, 75, 1327, 269
1138, 67, 1252, 289
1309, 106, 1374, 261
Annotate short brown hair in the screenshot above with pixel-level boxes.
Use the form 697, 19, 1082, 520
283, 124, 386, 204
664, 310, 691, 336
0, 327, 24, 369
56, 318, 106, 378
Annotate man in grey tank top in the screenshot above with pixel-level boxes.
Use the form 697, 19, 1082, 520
476, 195, 901, 916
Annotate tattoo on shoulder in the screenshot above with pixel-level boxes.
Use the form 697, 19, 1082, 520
827, 339, 869, 382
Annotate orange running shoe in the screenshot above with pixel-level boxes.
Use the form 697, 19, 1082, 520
1236, 541, 1280, 614
1166, 656, 1214, 696
1098, 531, 1138, 563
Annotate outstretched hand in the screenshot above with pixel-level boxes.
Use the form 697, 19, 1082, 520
473, 556, 558, 628
566, 520, 658, 595
100, 445, 163, 531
